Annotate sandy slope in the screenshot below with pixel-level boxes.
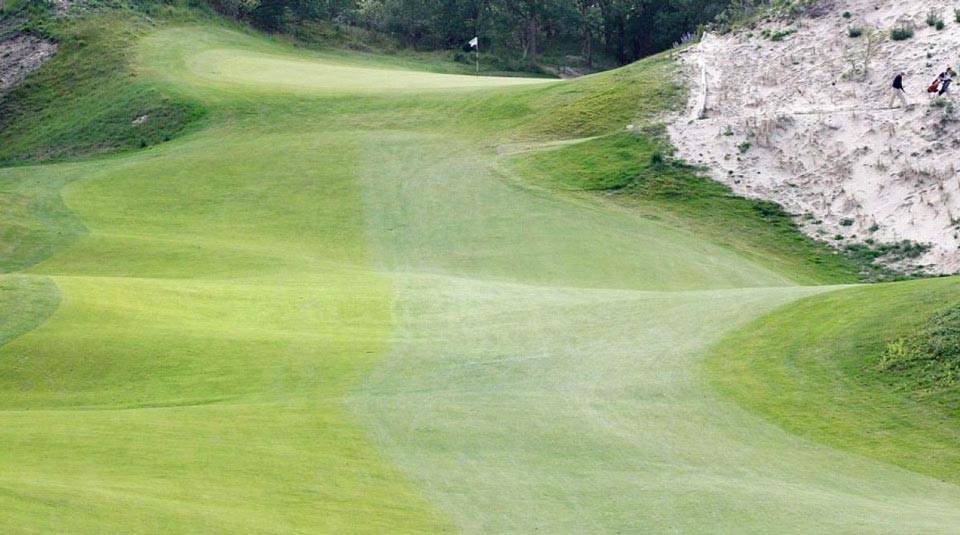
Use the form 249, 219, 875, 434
670, 0, 960, 273
0, 34, 56, 97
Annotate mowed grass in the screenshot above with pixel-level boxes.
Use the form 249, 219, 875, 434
352, 279, 960, 534
506, 133, 858, 284
0, 275, 59, 348
0, 129, 451, 532
1, 18, 959, 535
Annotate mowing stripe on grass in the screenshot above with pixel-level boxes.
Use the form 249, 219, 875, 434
0, 275, 60, 349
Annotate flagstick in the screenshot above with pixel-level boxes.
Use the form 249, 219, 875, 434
475, 43, 480, 76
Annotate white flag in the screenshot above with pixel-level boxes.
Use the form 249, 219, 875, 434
468, 37, 479, 48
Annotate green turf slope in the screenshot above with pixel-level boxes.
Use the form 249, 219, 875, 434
1, 20, 958, 535
708, 276, 960, 486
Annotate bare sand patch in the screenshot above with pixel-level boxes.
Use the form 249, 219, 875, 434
0, 34, 56, 98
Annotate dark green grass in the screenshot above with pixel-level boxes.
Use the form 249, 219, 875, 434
627, 169, 860, 285
509, 133, 660, 191
282, 20, 560, 78
707, 276, 960, 484
0, 0, 31, 15
509, 132, 860, 285
0, 11, 205, 164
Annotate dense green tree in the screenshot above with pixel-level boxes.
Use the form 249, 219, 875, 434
576, 0, 602, 66
358, 0, 436, 46
232, 0, 735, 66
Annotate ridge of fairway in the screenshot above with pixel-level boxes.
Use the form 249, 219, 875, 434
494, 135, 603, 156
356, 130, 798, 291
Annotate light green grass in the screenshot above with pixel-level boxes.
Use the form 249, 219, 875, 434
358, 131, 794, 290
1, 16, 959, 535
353, 279, 960, 534
183, 47, 549, 93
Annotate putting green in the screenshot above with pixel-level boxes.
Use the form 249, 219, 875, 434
186, 49, 550, 93
1, 23, 958, 534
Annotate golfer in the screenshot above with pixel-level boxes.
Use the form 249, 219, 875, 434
938, 67, 954, 96
889, 72, 907, 108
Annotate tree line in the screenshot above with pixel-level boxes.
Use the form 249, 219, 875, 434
211, 0, 736, 66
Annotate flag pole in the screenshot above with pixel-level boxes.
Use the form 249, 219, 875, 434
475, 8, 481, 76
468, 36, 480, 76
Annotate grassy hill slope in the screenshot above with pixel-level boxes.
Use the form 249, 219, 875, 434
0, 10, 205, 164
708, 276, 960, 485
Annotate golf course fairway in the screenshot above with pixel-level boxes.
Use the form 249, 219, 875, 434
1, 23, 959, 534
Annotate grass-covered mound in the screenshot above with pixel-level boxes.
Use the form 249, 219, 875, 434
515, 53, 684, 138
707, 276, 960, 485
508, 133, 658, 190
